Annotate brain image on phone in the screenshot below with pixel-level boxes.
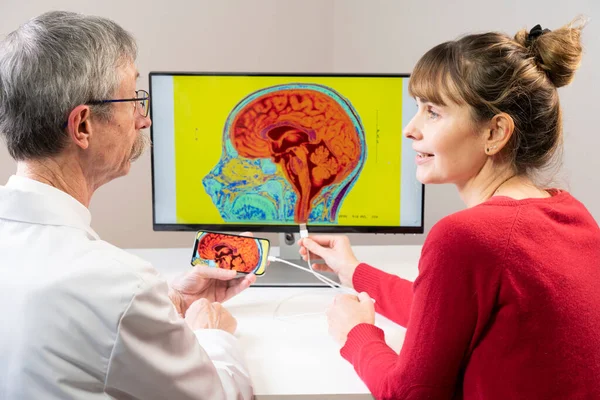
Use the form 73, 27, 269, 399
191, 231, 269, 275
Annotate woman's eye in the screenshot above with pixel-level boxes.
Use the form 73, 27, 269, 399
427, 108, 440, 120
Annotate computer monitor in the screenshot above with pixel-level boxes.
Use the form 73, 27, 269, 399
149, 72, 424, 285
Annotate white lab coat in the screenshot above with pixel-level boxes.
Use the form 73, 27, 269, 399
0, 175, 253, 400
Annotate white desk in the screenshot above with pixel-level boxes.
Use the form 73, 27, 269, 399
126, 245, 422, 399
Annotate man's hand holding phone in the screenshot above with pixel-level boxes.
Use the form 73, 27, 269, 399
169, 266, 256, 316
169, 232, 259, 316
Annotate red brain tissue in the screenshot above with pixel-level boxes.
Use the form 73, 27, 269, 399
231, 89, 362, 223
197, 233, 259, 273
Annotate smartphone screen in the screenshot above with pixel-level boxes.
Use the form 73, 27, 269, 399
191, 231, 270, 276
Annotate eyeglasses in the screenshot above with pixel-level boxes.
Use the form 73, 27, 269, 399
86, 89, 150, 117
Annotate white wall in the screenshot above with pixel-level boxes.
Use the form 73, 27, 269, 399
332, 0, 599, 245
1, 0, 598, 249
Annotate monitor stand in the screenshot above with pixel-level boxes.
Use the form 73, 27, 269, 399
253, 232, 341, 287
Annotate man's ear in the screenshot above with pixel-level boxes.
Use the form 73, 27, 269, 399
65, 105, 93, 150
484, 113, 514, 156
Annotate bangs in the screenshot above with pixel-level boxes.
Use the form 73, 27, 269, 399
408, 41, 466, 106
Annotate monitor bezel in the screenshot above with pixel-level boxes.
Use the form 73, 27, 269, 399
148, 71, 424, 234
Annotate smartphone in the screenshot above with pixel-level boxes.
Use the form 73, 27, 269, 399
191, 231, 270, 276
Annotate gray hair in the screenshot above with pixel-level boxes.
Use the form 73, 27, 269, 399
0, 11, 138, 160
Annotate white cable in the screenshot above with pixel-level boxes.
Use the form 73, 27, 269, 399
271, 288, 330, 323
269, 224, 373, 324
267, 255, 359, 297
269, 223, 367, 298
298, 223, 343, 289
306, 241, 336, 287
275, 222, 375, 303
268, 256, 340, 287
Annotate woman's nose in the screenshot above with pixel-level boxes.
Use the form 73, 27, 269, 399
403, 116, 422, 141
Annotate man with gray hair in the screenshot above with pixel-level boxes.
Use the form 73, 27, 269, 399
0, 11, 254, 399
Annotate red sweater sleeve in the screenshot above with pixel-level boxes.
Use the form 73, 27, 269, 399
340, 215, 504, 399
353, 263, 414, 327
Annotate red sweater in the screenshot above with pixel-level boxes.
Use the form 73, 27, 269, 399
342, 190, 600, 399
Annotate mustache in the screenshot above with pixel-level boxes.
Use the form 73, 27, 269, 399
130, 131, 151, 162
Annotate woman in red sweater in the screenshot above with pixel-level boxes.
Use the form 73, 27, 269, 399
299, 19, 600, 400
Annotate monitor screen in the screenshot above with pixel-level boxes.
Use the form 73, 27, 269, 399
149, 72, 423, 234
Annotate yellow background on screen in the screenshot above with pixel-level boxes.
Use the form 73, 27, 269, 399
172, 75, 405, 226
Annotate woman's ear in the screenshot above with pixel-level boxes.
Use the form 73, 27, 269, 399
484, 113, 514, 155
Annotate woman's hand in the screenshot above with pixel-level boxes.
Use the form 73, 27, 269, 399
326, 292, 375, 347
298, 235, 360, 288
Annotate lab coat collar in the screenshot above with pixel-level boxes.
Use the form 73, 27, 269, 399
0, 175, 100, 240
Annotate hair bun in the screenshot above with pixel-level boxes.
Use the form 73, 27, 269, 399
515, 18, 585, 88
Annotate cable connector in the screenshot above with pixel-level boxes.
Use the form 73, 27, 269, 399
299, 223, 308, 239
